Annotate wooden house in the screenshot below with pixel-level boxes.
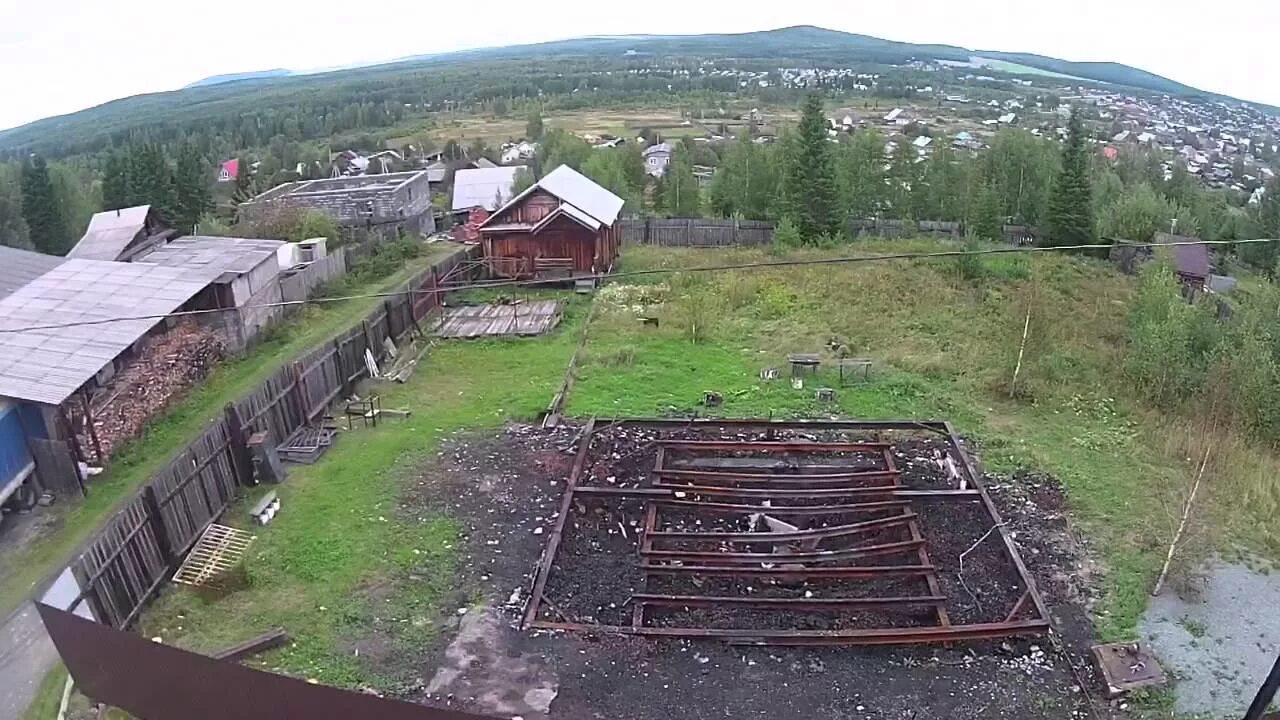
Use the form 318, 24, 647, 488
477, 165, 624, 280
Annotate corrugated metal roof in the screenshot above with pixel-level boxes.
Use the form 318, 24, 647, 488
500, 165, 624, 227
0, 259, 219, 405
136, 236, 283, 281
533, 204, 601, 234
0, 246, 64, 300
452, 167, 524, 211
68, 205, 152, 261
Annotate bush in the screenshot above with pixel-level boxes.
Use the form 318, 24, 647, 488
773, 217, 802, 249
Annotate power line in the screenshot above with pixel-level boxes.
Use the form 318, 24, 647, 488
0, 236, 1273, 335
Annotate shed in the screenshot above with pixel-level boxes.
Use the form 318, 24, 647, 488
68, 205, 173, 262
238, 171, 434, 238
0, 259, 221, 497
0, 245, 64, 300
135, 236, 286, 348
1158, 232, 1210, 293
477, 165, 624, 280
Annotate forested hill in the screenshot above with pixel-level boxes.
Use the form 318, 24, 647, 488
0, 25, 1261, 160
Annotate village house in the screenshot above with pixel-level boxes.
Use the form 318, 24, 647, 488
642, 142, 673, 177
238, 170, 435, 238
217, 159, 239, 183
68, 205, 174, 262
500, 141, 539, 165
477, 165, 623, 281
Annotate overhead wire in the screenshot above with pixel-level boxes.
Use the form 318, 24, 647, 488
0, 235, 1272, 334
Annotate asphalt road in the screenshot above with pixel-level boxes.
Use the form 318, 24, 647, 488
0, 603, 57, 720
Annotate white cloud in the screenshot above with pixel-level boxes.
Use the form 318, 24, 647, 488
0, 0, 1275, 131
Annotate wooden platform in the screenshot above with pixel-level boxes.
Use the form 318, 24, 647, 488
435, 300, 562, 338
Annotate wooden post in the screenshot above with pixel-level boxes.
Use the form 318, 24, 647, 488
332, 338, 349, 396
644, 216, 652, 245
223, 403, 253, 487
1152, 445, 1211, 596
79, 389, 104, 464
142, 484, 175, 569
288, 362, 308, 425
384, 299, 398, 341
1009, 303, 1033, 398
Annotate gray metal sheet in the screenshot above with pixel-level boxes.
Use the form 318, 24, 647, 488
0, 259, 220, 405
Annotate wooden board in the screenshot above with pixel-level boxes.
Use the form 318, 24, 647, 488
435, 301, 562, 339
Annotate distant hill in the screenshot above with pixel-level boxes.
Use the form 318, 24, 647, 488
184, 69, 293, 88
0, 26, 1270, 156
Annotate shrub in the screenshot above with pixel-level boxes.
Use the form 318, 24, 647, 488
773, 217, 802, 249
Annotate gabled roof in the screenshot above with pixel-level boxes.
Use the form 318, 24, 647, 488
1156, 232, 1210, 278
0, 245, 64, 300
482, 165, 624, 231
451, 166, 524, 211
0, 259, 220, 405
68, 205, 155, 261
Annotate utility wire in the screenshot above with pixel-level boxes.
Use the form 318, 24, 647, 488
0, 236, 1273, 335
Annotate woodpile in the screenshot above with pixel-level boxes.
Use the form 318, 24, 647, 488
74, 320, 227, 461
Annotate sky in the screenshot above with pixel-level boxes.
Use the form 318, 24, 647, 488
1, 0, 1276, 131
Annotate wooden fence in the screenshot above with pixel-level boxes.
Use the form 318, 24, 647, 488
64, 245, 484, 628
620, 217, 1034, 246
278, 249, 348, 303
620, 218, 774, 246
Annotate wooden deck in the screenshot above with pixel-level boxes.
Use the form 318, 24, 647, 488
435, 300, 562, 338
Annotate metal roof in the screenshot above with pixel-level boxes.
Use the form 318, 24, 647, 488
0, 246, 64, 300
68, 205, 152, 261
136, 236, 284, 282
1157, 232, 1211, 278
0, 259, 220, 405
538, 166, 624, 226
452, 167, 524, 211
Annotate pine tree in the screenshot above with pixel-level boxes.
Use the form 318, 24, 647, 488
1043, 109, 1095, 247
660, 144, 701, 217
837, 129, 887, 220
20, 154, 69, 255
101, 150, 130, 211
783, 94, 841, 241
526, 109, 544, 140
0, 166, 31, 249
173, 143, 213, 234
232, 156, 254, 205
970, 179, 1002, 242
126, 144, 177, 219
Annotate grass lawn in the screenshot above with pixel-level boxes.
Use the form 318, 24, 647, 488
134, 298, 586, 688
566, 242, 1280, 645
0, 242, 461, 620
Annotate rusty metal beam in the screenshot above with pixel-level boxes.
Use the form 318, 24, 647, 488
658, 440, 891, 452
654, 499, 912, 515
647, 512, 914, 542
652, 484, 981, 499
942, 421, 1051, 623
528, 618, 1050, 645
655, 468, 900, 487
521, 418, 596, 629
638, 563, 936, 579
631, 593, 946, 611
641, 538, 925, 564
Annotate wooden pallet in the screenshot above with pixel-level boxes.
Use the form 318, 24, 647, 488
173, 524, 256, 589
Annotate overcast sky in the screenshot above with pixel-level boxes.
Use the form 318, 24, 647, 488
1, 0, 1276, 131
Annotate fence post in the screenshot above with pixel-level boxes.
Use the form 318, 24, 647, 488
142, 485, 175, 570
288, 361, 308, 425
686, 218, 695, 246
223, 403, 253, 487
384, 299, 398, 341
332, 338, 349, 396
644, 217, 652, 245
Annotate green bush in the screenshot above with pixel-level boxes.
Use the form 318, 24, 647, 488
773, 217, 802, 249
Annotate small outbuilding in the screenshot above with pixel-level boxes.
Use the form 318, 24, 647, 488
135, 236, 286, 349
477, 165, 623, 280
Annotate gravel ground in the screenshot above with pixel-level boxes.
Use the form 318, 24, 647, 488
1139, 559, 1280, 717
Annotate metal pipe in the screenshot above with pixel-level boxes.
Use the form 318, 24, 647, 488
638, 563, 935, 579
646, 512, 914, 542
632, 593, 946, 611
641, 539, 924, 564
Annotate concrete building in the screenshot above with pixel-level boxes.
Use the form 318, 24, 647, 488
238, 171, 435, 238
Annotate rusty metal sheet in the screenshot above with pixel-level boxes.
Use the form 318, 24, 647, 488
38, 603, 499, 720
